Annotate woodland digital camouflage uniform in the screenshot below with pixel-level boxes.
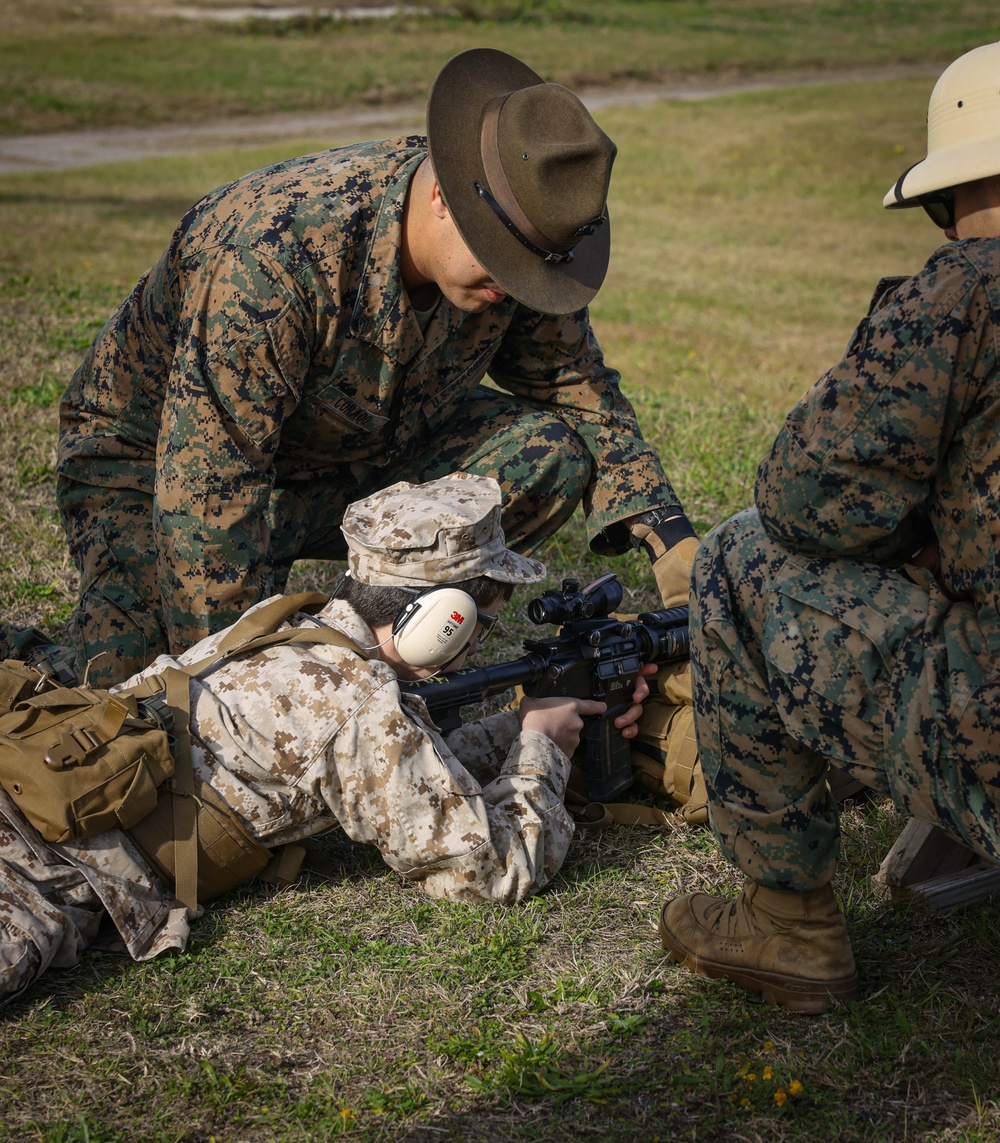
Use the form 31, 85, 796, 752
690, 238, 1000, 890
0, 596, 574, 1002
57, 136, 678, 686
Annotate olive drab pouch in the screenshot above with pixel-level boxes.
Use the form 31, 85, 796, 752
0, 593, 369, 909
0, 682, 175, 843
628, 659, 707, 824
630, 691, 707, 825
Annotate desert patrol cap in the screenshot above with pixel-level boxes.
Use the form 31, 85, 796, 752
342, 473, 547, 587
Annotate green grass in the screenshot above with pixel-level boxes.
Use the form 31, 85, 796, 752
2, 0, 999, 134
3, 14, 1000, 1143
4, 813, 999, 1141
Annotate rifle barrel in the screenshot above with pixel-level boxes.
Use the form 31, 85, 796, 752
399, 610, 690, 723
400, 654, 543, 717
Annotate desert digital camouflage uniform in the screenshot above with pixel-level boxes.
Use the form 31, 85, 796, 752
690, 237, 1000, 891
57, 136, 678, 686
0, 594, 574, 1002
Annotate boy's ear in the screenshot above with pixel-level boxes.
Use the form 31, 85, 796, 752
429, 178, 450, 221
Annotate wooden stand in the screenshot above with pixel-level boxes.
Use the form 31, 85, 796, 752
872, 817, 1000, 910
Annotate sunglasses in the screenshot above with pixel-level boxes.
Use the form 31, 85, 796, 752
919, 190, 956, 230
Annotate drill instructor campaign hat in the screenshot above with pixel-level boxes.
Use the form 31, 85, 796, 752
342, 472, 547, 588
427, 48, 616, 315
884, 40, 1000, 208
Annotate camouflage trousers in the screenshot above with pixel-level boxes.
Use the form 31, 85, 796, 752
0, 624, 56, 665
690, 508, 1000, 892
0, 787, 190, 1005
0, 793, 104, 1005
57, 386, 593, 687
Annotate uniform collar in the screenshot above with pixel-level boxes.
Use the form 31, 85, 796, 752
315, 597, 378, 649
350, 149, 429, 365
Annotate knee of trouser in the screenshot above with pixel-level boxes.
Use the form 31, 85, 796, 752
465, 417, 591, 553
65, 540, 167, 686
689, 510, 772, 708
691, 524, 734, 631
499, 416, 591, 503
694, 507, 760, 579
691, 508, 772, 627
67, 591, 163, 688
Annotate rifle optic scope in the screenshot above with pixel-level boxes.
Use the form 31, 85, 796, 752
526, 572, 625, 626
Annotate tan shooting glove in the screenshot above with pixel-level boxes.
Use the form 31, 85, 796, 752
629, 509, 700, 610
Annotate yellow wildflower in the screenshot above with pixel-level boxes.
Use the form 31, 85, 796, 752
774, 1089, 788, 1107
740, 1097, 751, 1108
790, 1079, 804, 1096
764, 1041, 774, 1051
762, 1066, 773, 1080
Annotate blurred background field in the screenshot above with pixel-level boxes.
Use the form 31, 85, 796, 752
1, 4, 999, 1141
2, 0, 999, 134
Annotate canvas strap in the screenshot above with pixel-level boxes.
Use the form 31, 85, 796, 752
564, 757, 693, 831
565, 791, 682, 830
123, 592, 368, 912
161, 665, 198, 910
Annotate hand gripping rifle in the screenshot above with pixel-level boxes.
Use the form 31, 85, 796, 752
399, 573, 689, 802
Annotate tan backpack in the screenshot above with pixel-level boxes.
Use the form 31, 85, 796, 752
0, 679, 177, 842
565, 660, 707, 828
0, 593, 365, 911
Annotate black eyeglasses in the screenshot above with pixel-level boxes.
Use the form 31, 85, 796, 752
475, 608, 499, 646
919, 190, 956, 230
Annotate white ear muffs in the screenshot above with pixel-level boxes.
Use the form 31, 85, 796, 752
391, 586, 478, 669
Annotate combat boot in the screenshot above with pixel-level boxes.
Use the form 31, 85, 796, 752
658, 881, 860, 1014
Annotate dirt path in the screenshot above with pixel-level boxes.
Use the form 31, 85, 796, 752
0, 63, 938, 175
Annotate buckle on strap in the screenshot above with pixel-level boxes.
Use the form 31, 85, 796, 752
43, 724, 101, 770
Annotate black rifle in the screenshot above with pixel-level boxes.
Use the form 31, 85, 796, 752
399, 573, 689, 802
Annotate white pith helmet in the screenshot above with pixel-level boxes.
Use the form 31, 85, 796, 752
884, 41, 1000, 209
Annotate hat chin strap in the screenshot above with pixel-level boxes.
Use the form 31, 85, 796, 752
890, 160, 922, 204
473, 179, 574, 265
476, 93, 605, 266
